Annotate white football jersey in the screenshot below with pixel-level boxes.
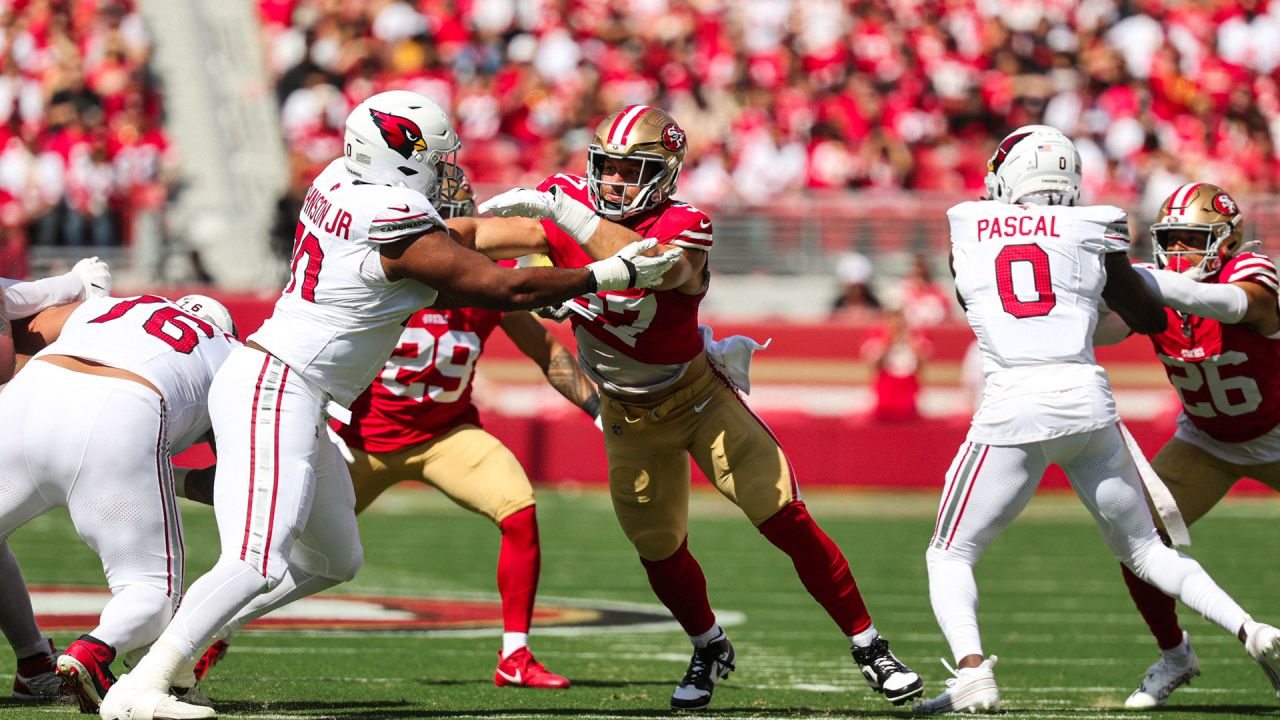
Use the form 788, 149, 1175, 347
251, 159, 444, 407
949, 200, 1131, 444
33, 295, 237, 452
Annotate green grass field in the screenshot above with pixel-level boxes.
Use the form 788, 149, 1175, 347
3, 487, 1278, 719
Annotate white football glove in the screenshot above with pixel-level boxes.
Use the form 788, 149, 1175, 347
479, 186, 600, 246
586, 238, 683, 292
71, 256, 111, 298
477, 187, 556, 219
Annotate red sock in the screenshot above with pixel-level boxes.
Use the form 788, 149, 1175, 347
639, 538, 717, 636
758, 501, 870, 636
1121, 563, 1184, 650
497, 507, 540, 634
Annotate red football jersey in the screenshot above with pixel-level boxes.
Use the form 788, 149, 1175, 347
337, 305, 504, 454
1148, 252, 1280, 443
536, 173, 711, 365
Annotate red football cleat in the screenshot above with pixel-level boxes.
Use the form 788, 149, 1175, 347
193, 639, 230, 682
493, 647, 569, 689
56, 634, 117, 712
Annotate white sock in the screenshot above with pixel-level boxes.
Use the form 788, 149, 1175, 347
91, 583, 173, 655
222, 565, 339, 637
1130, 544, 1249, 638
926, 550, 985, 662
128, 638, 189, 692
163, 557, 268, 658
690, 624, 723, 649
850, 624, 880, 648
502, 632, 529, 658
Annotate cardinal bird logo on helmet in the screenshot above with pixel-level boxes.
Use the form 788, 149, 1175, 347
370, 109, 428, 159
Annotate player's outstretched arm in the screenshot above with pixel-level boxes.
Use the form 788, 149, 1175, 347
500, 311, 600, 419
446, 216, 551, 259
1135, 265, 1279, 336
1102, 253, 1168, 335
381, 228, 681, 310
1, 257, 110, 319
478, 186, 701, 291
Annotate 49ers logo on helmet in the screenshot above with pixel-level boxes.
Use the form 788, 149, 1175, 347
1212, 192, 1238, 216
370, 109, 427, 159
661, 123, 686, 152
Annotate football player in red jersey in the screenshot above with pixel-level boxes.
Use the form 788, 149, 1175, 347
1115, 183, 1280, 707
339, 175, 591, 689
455, 105, 924, 711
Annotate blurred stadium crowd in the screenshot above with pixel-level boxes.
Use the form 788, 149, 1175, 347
0, 0, 1278, 277
0, 0, 171, 277
263, 0, 1280, 211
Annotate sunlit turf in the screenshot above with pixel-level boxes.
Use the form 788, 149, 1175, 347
4, 487, 1278, 719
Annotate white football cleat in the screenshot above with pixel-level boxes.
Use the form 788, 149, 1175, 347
913, 656, 999, 715
99, 673, 216, 720
1125, 632, 1200, 708
1244, 621, 1280, 698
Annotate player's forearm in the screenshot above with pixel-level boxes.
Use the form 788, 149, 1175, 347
544, 345, 599, 418
581, 217, 645, 260
457, 216, 549, 260
1135, 266, 1248, 323
1, 273, 83, 319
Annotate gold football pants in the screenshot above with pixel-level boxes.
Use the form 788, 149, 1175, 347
601, 360, 797, 561
1148, 435, 1280, 528
347, 424, 535, 523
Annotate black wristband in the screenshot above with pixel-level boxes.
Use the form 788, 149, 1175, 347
585, 271, 598, 294
622, 258, 637, 288
582, 395, 601, 419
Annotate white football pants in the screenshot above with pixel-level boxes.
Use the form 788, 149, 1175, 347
926, 424, 1250, 663
0, 362, 183, 653
150, 345, 362, 663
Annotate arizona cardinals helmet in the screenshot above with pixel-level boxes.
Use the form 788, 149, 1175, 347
175, 294, 237, 338
984, 125, 1081, 205
343, 90, 461, 201
435, 164, 475, 219
1151, 182, 1246, 281
587, 105, 687, 219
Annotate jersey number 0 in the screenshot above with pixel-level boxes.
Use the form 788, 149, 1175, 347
995, 244, 1056, 318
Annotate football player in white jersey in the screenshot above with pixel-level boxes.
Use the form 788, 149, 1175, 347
101, 90, 682, 720
0, 293, 236, 713
1, 257, 112, 702
914, 125, 1280, 714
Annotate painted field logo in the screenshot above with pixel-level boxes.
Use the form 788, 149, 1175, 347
28, 585, 729, 636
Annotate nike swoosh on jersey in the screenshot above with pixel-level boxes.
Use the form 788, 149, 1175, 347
389, 204, 411, 213
693, 397, 712, 413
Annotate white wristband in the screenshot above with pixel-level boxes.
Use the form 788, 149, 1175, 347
587, 256, 636, 291
1137, 267, 1248, 323
551, 187, 601, 246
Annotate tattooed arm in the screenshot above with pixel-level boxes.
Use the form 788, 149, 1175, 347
499, 311, 600, 419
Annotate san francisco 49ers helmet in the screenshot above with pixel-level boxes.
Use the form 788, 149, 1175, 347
175, 294, 237, 338
588, 105, 688, 219
1151, 182, 1246, 281
984, 125, 1081, 205
343, 90, 461, 201
435, 164, 475, 219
